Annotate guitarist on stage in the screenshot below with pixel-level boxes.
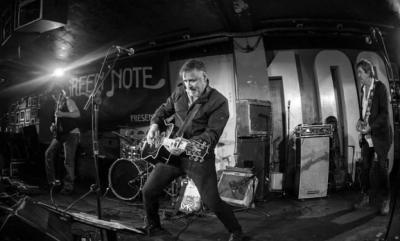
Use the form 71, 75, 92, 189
353, 59, 392, 215
44, 88, 80, 195
141, 59, 243, 241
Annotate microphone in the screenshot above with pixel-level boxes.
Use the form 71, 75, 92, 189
114, 45, 135, 56
370, 27, 379, 42
374, 27, 382, 37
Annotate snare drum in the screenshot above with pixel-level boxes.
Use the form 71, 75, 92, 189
108, 158, 153, 200
121, 144, 141, 159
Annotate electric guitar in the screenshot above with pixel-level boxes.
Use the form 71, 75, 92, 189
141, 122, 210, 164
52, 93, 64, 139
357, 119, 371, 147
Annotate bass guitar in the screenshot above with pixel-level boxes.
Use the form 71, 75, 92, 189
52, 93, 64, 139
141, 122, 210, 164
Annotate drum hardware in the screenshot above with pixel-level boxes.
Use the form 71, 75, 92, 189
127, 171, 147, 187
107, 158, 180, 201
107, 158, 152, 201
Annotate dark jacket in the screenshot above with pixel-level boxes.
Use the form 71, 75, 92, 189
368, 80, 392, 156
150, 85, 229, 152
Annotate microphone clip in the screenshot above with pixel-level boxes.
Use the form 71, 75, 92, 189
113, 45, 135, 56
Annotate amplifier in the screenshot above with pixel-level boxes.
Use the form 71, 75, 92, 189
218, 169, 258, 207
295, 124, 332, 138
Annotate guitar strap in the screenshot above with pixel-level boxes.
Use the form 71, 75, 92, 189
175, 103, 201, 137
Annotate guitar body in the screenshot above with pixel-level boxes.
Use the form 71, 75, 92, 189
357, 119, 370, 148
141, 122, 177, 164
141, 122, 209, 165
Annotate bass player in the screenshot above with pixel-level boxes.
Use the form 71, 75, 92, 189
44, 88, 80, 195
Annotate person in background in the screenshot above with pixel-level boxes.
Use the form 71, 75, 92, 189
325, 116, 340, 190
354, 59, 392, 215
44, 88, 80, 195
141, 59, 243, 241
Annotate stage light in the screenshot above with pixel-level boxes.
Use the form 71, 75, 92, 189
52, 68, 65, 77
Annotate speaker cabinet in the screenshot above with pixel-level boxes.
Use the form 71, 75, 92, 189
236, 99, 272, 137
295, 136, 329, 199
236, 136, 269, 200
15, 0, 68, 33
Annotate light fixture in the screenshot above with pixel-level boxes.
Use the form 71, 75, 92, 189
52, 68, 65, 77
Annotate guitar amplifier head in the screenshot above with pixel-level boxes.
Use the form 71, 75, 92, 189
295, 124, 333, 138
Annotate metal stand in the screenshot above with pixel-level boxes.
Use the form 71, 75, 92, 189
83, 46, 123, 241
283, 100, 291, 196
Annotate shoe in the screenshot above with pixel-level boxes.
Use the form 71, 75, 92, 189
59, 188, 74, 195
380, 199, 390, 215
353, 194, 370, 209
228, 230, 244, 241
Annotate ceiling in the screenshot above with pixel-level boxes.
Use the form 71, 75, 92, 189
0, 0, 400, 95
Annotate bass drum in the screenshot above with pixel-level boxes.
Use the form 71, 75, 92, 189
108, 158, 153, 201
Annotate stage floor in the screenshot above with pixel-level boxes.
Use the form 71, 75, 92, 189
0, 178, 397, 241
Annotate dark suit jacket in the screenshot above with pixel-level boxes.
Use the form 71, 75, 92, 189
368, 80, 392, 156
150, 84, 229, 152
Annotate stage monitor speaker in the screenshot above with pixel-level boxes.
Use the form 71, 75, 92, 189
218, 168, 258, 208
295, 136, 329, 199
236, 99, 272, 137
0, 196, 72, 241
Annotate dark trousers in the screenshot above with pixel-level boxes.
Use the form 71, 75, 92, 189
45, 133, 79, 190
142, 157, 242, 233
360, 141, 390, 199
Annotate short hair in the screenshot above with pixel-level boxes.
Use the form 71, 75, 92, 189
356, 59, 375, 78
179, 59, 207, 79
325, 115, 337, 125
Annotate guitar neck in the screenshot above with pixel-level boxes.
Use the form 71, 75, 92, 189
163, 138, 188, 151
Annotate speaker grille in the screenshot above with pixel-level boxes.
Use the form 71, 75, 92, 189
236, 99, 272, 137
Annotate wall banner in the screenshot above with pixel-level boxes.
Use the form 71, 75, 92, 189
67, 53, 170, 129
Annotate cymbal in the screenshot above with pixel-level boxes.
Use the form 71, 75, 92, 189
112, 131, 135, 145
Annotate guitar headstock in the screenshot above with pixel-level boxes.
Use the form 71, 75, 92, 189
186, 141, 209, 162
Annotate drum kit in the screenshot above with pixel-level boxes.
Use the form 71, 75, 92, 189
108, 131, 179, 201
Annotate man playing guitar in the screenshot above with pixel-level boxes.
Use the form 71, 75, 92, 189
45, 88, 80, 195
140, 59, 243, 241
354, 59, 392, 215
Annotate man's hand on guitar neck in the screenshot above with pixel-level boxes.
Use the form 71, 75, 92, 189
165, 137, 185, 156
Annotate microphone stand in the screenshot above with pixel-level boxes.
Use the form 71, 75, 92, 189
83, 46, 122, 241
284, 100, 291, 196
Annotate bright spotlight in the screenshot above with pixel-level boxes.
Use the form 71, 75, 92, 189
52, 68, 65, 77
